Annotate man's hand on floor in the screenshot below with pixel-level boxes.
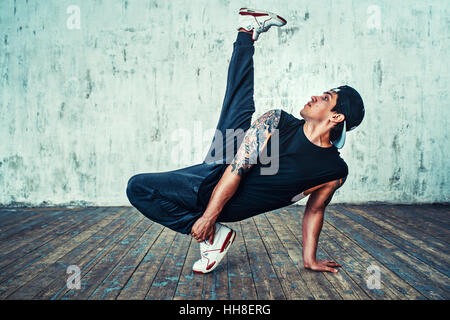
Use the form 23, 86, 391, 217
191, 216, 216, 243
304, 260, 342, 273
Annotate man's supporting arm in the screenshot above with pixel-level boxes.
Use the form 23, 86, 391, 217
191, 109, 281, 242
302, 176, 346, 272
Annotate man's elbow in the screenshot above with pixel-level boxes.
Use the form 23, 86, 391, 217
305, 187, 333, 213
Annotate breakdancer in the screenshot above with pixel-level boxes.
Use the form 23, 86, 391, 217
127, 8, 365, 274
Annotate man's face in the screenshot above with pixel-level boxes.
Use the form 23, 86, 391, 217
300, 90, 339, 122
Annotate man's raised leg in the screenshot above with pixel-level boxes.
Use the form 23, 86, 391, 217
204, 31, 256, 165
204, 8, 287, 165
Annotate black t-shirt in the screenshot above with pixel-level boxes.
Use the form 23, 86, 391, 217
197, 110, 348, 220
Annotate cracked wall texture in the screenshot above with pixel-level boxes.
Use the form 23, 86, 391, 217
0, 0, 449, 206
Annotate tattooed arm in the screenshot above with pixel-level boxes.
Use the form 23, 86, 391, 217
301, 176, 347, 272
230, 109, 281, 176
190, 109, 282, 242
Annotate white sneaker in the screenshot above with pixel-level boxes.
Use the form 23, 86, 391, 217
237, 7, 287, 41
192, 223, 236, 274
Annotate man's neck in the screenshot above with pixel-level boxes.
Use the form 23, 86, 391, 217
303, 120, 333, 148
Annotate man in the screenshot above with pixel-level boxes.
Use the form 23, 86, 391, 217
127, 8, 365, 274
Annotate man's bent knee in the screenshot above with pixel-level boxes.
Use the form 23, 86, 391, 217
126, 174, 147, 204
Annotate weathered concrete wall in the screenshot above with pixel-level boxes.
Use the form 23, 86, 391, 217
0, 0, 449, 206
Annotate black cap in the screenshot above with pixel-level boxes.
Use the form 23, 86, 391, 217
330, 85, 365, 148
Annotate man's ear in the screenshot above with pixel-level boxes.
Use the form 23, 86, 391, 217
330, 113, 345, 125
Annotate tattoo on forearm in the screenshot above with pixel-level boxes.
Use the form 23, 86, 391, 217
230, 109, 281, 176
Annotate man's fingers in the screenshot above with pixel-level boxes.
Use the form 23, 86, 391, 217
327, 262, 339, 267
192, 223, 215, 244
194, 233, 204, 242
323, 265, 338, 273
309, 265, 338, 273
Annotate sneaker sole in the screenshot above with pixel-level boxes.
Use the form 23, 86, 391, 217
239, 7, 287, 25
193, 229, 236, 274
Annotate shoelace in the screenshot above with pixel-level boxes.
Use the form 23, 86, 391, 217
255, 19, 272, 33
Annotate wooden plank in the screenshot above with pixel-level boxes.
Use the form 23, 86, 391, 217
0, 207, 111, 284
0, 207, 90, 250
1, 207, 135, 298
362, 205, 449, 251
0, 208, 100, 246
0, 207, 130, 297
287, 207, 425, 300
145, 232, 192, 300
372, 203, 450, 225
406, 204, 450, 225
239, 218, 286, 300
323, 206, 448, 299
173, 237, 204, 300
253, 214, 318, 299
88, 222, 164, 299
60, 216, 152, 299
336, 204, 450, 279
265, 210, 370, 300
393, 204, 450, 229
225, 221, 258, 300
377, 204, 450, 233
426, 204, 450, 217
0, 207, 79, 225
0, 209, 70, 241
116, 227, 177, 299
0, 207, 24, 218
0, 208, 56, 228
6, 208, 139, 299
0, 207, 88, 235
341, 205, 450, 276
30, 208, 140, 300
0, 208, 101, 269
371, 205, 450, 243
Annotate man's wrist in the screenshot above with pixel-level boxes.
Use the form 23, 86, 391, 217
202, 210, 219, 222
303, 256, 316, 267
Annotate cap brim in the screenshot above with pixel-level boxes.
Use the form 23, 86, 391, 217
332, 121, 346, 149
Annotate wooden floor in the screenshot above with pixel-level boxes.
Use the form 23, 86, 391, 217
0, 204, 448, 300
